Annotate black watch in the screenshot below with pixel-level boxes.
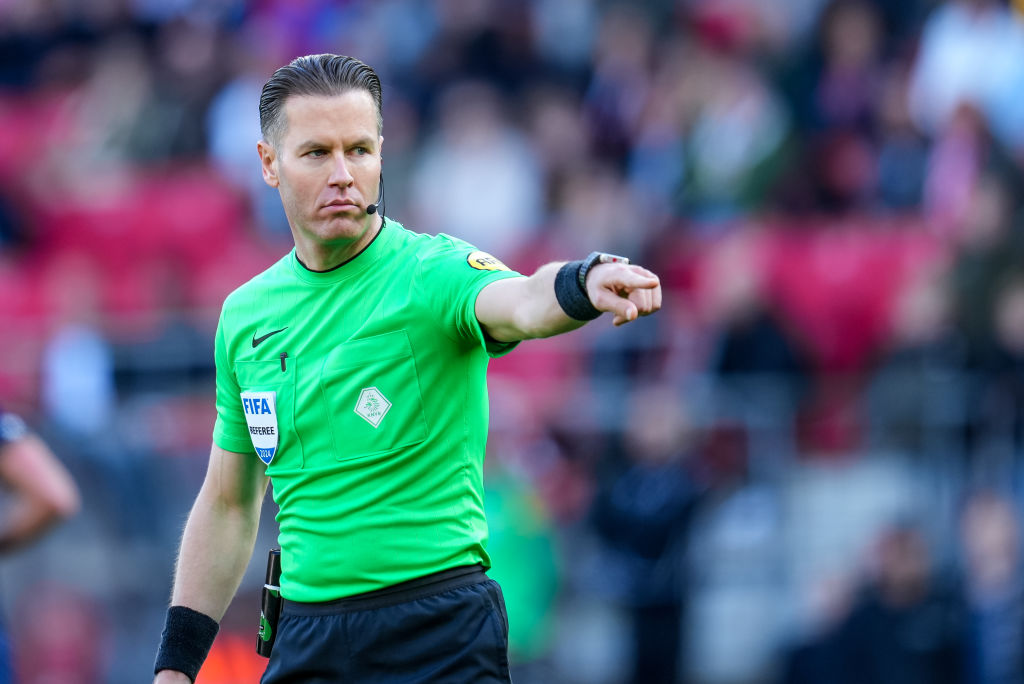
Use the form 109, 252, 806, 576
577, 251, 630, 291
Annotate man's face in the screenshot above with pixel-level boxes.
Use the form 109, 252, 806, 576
258, 91, 383, 258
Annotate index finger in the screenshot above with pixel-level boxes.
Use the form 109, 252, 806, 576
614, 269, 660, 291
630, 265, 659, 280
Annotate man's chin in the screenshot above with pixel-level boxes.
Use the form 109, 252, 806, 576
318, 216, 368, 239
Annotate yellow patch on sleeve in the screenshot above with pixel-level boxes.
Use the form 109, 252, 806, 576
467, 251, 510, 271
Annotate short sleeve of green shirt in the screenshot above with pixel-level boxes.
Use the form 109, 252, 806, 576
212, 311, 256, 455
414, 234, 524, 357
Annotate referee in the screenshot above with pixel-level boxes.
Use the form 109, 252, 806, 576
153, 54, 662, 683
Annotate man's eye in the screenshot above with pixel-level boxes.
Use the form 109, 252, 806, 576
354, 147, 368, 155
307, 149, 327, 158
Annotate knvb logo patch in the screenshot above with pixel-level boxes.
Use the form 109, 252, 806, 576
355, 387, 391, 428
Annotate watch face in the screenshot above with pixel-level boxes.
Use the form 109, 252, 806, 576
582, 253, 628, 282
596, 253, 629, 265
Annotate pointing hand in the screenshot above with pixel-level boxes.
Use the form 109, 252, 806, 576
585, 263, 663, 326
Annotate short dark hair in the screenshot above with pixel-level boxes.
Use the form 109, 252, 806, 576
259, 54, 383, 145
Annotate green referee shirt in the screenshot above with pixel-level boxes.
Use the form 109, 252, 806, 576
212, 219, 523, 602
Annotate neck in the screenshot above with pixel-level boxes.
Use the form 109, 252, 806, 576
294, 215, 383, 272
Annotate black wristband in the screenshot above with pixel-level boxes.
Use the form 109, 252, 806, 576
555, 260, 602, 321
154, 606, 219, 681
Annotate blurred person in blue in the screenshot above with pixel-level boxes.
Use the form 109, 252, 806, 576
589, 385, 701, 684
836, 522, 966, 684
0, 406, 81, 683
776, 574, 854, 684
959, 491, 1024, 684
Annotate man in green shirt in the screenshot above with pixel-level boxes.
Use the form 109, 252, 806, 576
154, 54, 662, 683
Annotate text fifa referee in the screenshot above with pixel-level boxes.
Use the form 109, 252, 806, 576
153, 53, 662, 683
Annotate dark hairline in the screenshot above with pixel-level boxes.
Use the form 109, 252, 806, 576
259, 54, 383, 147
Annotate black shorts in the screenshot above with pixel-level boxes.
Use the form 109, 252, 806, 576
261, 565, 512, 684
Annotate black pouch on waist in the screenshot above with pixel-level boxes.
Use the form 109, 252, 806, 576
256, 548, 282, 657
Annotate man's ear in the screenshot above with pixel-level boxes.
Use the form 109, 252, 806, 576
257, 140, 279, 188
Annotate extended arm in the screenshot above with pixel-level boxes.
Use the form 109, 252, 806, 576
0, 434, 80, 553
154, 444, 270, 683
475, 260, 662, 343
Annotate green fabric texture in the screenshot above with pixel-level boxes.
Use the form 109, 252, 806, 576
212, 219, 522, 602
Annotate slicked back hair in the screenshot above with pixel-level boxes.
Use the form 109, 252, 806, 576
259, 54, 383, 146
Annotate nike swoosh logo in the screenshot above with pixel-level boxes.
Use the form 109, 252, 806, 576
252, 327, 288, 348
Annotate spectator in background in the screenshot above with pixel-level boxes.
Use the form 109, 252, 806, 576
777, 0, 885, 213
625, 37, 689, 221
0, 409, 79, 551
0, 406, 80, 683
865, 264, 968, 456
783, 0, 885, 135
54, 36, 155, 185
973, 275, 1024, 461
947, 172, 1024, 365
959, 491, 1024, 684
484, 442, 561, 682
524, 84, 592, 190
590, 385, 701, 684
677, 34, 791, 220
527, 0, 597, 80
908, 0, 1024, 154
583, 5, 654, 165
922, 105, 993, 238
548, 161, 646, 259
776, 574, 854, 684
39, 251, 115, 439
836, 523, 965, 684
135, 18, 224, 161
704, 231, 810, 411
873, 59, 929, 210
206, 25, 292, 240
409, 80, 543, 258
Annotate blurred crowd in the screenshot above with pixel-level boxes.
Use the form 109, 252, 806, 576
2, 0, 1024, 682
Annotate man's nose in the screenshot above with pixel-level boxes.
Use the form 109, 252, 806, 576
328, 153, 354, 186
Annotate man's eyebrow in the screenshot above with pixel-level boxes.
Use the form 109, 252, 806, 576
348, 137, 377, 148
294, 137, 377, 150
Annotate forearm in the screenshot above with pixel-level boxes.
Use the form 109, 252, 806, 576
156, 448, 265, 682
0, 499, 65, 553
170, 482, 262, 620
155, 487, 262, 683
0, 435, 79, 553
477, 263, 587, 342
